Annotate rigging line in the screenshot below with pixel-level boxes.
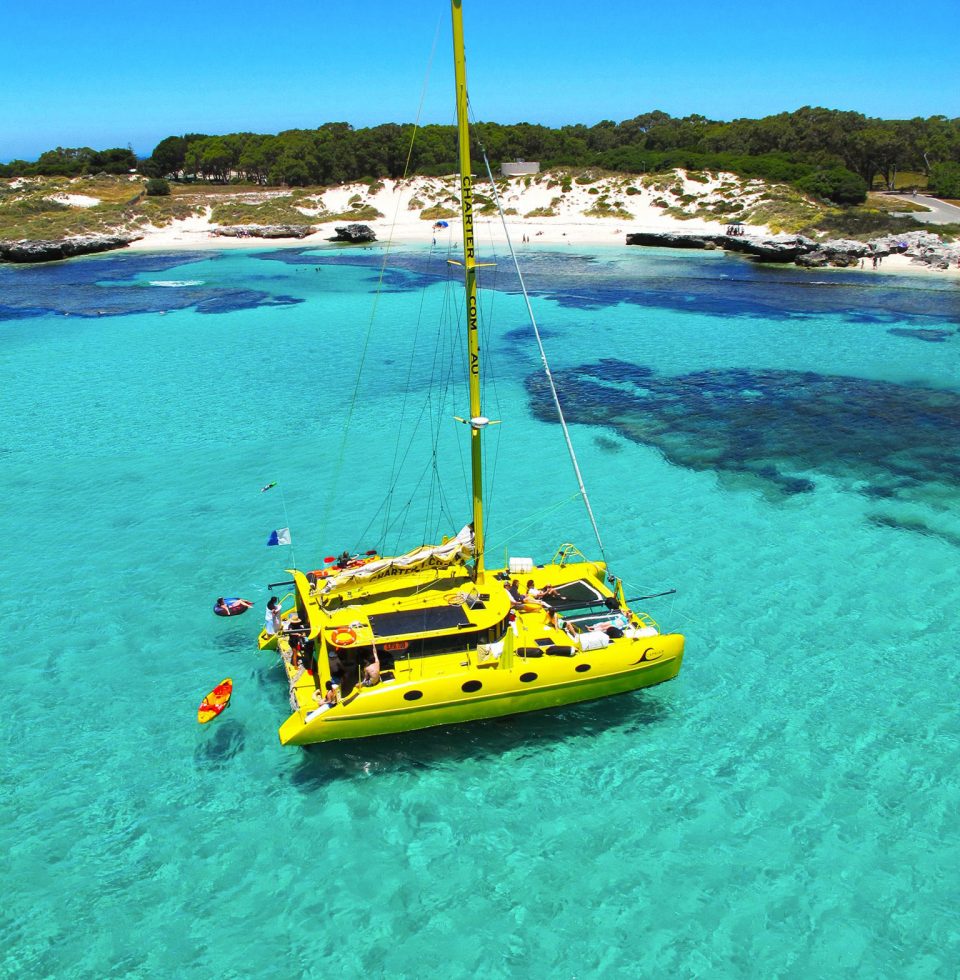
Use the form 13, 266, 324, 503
475, 255, 503, 531
277, 483, 297, 572
318, 16, 442, 542
477, 144, 609, 567
486, 492, 582, 552
383, 451, 438, 547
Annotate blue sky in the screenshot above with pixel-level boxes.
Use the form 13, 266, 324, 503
2, 0, 958, 161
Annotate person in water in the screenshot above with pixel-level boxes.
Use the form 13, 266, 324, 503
214, 597, 230, 616
265, 596, 282, 635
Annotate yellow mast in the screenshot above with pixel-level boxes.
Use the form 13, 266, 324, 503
451, 0, 485, 581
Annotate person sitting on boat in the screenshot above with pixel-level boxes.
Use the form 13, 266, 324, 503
305, 680, 340, 721
336, 550, 352, 569
504, 579, 525, 608
362, 646, 381, 687
264, 596, 282, 636
524, 580, 560, 604
545, 606, 580, 639
588, 614, 629, 639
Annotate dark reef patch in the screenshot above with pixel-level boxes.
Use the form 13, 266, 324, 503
0, 250, 312, 320
594, 434, 624, 453
193, 720, 245, 767
868, 513, 960, 549
887, 327, 955, 343
527, 359, 960, 517
194, 290, 303, 315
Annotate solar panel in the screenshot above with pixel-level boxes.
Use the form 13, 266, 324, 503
369, 605, 471, 638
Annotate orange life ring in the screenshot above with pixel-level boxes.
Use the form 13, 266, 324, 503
330, 626, 357, 647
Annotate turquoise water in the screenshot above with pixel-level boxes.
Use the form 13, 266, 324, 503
2, 243, 959, 977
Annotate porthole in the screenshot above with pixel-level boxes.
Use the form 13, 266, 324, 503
520, 672, 538, 683
403, 690, 423, 701
461, 680, 482, 693
575, 663, 591, 673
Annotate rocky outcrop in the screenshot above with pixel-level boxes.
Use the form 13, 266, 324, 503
626, 228, 960, 271
626, 230, 812, 261
626, 231, 718, 250
213, 224, 313, 239
0, 233, 141, 263
332, 223, 377, 243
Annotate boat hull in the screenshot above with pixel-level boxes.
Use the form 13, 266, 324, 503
279, 633, 683, 745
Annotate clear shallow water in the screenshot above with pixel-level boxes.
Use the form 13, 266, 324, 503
2, 243, 959, 977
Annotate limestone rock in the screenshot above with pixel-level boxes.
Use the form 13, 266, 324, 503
332, 223, 377, 243
0, 233, 141, 264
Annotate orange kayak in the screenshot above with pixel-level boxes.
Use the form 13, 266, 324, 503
198, 678, 233, 724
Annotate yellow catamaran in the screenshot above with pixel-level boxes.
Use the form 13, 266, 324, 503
257, 0, 684, 746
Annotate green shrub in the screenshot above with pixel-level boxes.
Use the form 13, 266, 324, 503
929, 162, 960, 198
796, 168, 868, 205
625, 186, 641, 195
420, 204, 458, 220
145, 178, 171, 196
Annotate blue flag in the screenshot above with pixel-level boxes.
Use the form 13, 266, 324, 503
267, 527, 291, 546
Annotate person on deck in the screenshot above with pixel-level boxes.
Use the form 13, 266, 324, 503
525, 580, 560, 602
545, 607, 579, 638
265, 596, 282, 635
363, 646, 381, 687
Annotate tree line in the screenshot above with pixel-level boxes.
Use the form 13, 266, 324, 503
3, 109, 959, 204
1, 146, 137, 178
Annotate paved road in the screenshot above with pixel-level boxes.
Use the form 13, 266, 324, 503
890, 194, 960, 225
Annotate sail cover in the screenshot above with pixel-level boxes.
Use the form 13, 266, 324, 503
317, 525, 474, 592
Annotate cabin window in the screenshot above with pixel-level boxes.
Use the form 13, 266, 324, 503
403, 690, 423, 701
575, 663, 592, 673
461, 680, 482, 693
520, 672, 538, 683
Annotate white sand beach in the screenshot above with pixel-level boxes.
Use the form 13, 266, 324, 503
116, 172, 959, 278
126, 172, 735, 251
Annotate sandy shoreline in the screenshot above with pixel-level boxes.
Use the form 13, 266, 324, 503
118, 174, 959, 279
123, 222, 958, 280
